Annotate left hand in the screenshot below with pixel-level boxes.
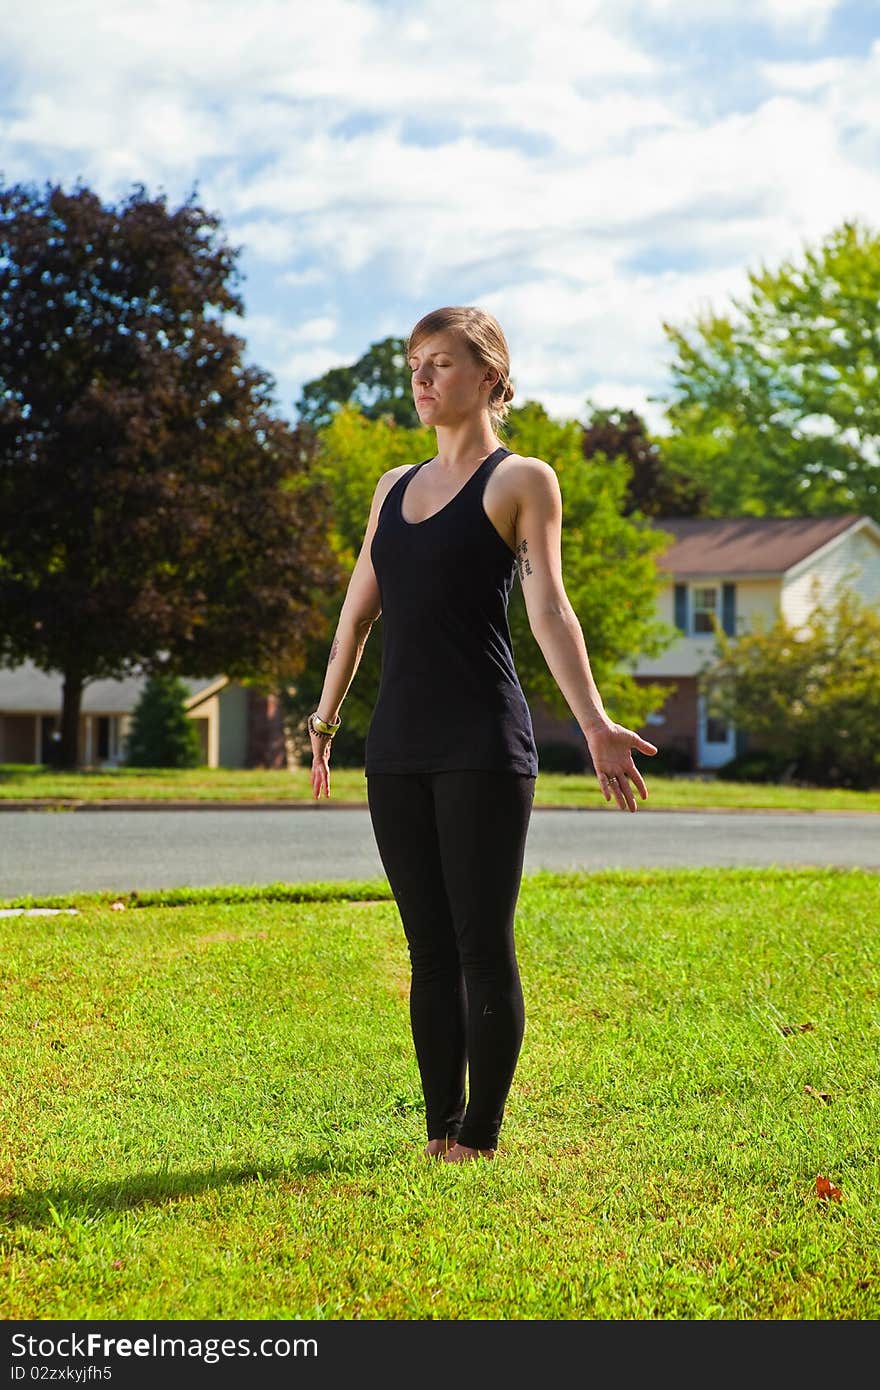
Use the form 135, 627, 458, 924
585, 719, 658, 812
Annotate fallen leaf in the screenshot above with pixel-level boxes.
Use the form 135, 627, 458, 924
814, 1175, 842, 1203
804, 1085, 831, 1104
779, 1021, 815, 1035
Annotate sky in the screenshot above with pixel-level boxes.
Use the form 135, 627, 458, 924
1, 0, 879, 434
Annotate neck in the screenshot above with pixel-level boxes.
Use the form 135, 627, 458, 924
432, 419, 501, 472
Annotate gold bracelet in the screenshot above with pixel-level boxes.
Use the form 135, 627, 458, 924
309, 711, 341, 737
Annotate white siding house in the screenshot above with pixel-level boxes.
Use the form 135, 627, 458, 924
630, 514, 880, 769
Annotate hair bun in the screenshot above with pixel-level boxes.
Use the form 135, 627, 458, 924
503, 380, 515, 403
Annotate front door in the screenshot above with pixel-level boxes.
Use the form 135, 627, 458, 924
697, 694, 736, 769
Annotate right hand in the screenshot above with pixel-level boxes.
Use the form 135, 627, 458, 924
309, 725, 333, 800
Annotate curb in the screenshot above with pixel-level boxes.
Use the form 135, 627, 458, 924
0, 800, 876, 816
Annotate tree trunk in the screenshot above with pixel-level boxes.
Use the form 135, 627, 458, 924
59, 671, 84, 769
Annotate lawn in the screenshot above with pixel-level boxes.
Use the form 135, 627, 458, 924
2, 866, 878, 1320
2, 763, 879, 812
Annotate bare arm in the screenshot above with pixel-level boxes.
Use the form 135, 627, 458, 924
513, 458, 657, 811
309, 467, 405, 799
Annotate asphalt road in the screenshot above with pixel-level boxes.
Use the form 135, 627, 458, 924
1, 805, 878, 897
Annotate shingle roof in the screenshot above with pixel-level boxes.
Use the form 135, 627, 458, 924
651, 514, 865, 576
0, 662, 221, 714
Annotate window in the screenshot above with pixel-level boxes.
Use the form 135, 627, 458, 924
691, 586, 718, 634
705, 715, 730, 743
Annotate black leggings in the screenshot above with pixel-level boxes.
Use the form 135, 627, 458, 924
366, 769, 535, 1150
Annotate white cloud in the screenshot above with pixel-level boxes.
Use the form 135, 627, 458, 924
617, 0, 842, 40
1, 0, 877, 431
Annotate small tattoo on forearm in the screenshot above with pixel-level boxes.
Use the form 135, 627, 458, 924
328, 637, 339, 664
516, 538, 533, 582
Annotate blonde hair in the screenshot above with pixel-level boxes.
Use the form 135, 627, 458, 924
407, 305, 515, 430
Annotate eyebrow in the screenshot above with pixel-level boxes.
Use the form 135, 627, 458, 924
408, 349, 453, 361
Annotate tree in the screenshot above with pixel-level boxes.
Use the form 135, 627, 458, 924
655, 219, 880, 521
581, 403, 710, 517
504, 402, 673, 728
701, 579, 880, 789
125, 674, 201, 768
0, 180, 342, 766
295, 336, 419, 429
283, 406, 437, 762
286, 403, 673, 761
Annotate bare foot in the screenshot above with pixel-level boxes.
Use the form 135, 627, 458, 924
441, 1142, 495, 1163
423, 1137, 458, 1159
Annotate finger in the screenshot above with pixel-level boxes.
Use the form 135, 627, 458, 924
633, 736, 658, 754
628, 765, 649, 800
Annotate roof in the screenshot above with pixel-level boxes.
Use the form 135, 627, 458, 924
651, 514, 867, 577
0, 661, 224, 714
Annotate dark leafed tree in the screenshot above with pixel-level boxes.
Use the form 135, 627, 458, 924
295, 335, 419, 429
581, 404, 710, 517
0, 180, 342, 767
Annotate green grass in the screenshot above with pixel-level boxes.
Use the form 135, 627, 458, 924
2, 763, 879, 812
2, 866, 879, 1320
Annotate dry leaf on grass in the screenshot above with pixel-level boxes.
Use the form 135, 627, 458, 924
778, 1021, 815, 1035
814, 1175, 842, 1203
804, 1085, 831, 1103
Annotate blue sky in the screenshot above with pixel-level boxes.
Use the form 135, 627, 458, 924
1, 0, 878, 433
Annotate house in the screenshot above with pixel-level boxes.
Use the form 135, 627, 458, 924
0, 662, 288, 768
531, 513, 880, 772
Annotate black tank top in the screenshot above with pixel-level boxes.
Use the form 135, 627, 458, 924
364, 445, 538, 776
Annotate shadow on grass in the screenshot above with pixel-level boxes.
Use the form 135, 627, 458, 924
1, 1150, 390, 1227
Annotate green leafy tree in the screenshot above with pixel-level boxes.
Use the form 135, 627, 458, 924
0, 180, 342, 767
295, 336, 419, 429
581, 402, 710, 517
701, 579, 880, 789
655, 219, 880, 521
125, 674, 202, 768
504, 402, 673, 727
286, 402, 673, 761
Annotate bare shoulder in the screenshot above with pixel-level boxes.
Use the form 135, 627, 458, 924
372, 461, 413, 504
497, 452, 561, 506
378, 461, 414, 487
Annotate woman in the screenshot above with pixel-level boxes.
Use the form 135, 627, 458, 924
307, 305, 657, 1163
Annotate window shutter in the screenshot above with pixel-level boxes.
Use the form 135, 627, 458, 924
674, 583, 688, 632
722, 582, 736, 636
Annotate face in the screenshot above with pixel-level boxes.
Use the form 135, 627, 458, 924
408, 330, 499, 427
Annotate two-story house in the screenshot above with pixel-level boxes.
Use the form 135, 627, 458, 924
630, 513, 880, 770
529, 513, 880, 772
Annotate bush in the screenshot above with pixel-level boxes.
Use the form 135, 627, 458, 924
640, 743, 693, 776
536, 740, 589, 773
715, 749, 793, 783
702, 584, 880, 791
125, 675, 202, 768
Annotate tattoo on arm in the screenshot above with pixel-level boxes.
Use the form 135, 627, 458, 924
516, 538, 533, 583
328, 636, 340, 665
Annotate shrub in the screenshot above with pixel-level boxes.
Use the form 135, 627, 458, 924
715, 749, 793, 783
125, 675, 202, 768
642, 743, 693, 776
536, 740, 589, 773
701, 583, 880, 790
